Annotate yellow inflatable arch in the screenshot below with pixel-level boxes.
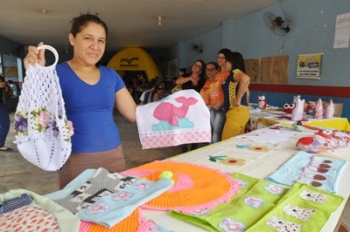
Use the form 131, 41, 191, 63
107, 47, 162, 82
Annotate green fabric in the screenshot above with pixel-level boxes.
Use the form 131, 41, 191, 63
169, 172, 259, 231
205, 176, 289, 231
247, 183, 343, 232
170, 174, 343, 232
169, 173, 288, 231
0, 189, 80, 232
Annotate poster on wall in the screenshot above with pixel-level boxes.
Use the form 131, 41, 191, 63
333, 12, 350, 49
296, 53, 323, 79
258, 55, 288, 84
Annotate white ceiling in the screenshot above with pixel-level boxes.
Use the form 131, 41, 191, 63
0, 0, 278, 54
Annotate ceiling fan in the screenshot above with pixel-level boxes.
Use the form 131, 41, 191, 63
263, 12, 291, 36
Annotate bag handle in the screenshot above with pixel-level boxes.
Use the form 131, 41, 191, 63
37, 44, 59, 67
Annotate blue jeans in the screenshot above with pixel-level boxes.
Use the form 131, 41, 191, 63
0, 103, 10, 147
210, 108, 226, 143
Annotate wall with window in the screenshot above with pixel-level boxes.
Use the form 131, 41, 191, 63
0, 37, 24, 84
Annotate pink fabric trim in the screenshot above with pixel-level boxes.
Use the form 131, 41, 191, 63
79, 220, 91, 231
137, 208, 158, 232
140, 131, 211, 149
168, 173, 194, 192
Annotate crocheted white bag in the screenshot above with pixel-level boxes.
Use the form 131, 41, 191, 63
14, 45, 72, 171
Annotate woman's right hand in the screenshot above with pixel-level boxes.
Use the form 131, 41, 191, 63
23, 42, 46, 69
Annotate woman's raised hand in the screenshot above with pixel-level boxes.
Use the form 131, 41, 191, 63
23, 42, 46, 69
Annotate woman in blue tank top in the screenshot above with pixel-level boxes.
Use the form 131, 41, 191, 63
23, 14, 137, 189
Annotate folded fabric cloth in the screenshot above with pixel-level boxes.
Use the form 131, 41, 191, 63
266, 151, 347, 193
136, 89, 211, 149
0, 189, 80, 232
171, 139, 275, 175
297, 155, 346, 193
46, 168, 173, 228
266, 151, 314, 186
235, 128, 298, 145
246, 183, 343, 232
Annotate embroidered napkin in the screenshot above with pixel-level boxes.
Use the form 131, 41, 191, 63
136, 89, 211, 149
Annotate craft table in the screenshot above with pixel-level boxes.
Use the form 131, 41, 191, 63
249, 108, 350, 131
142, 127, 350, 232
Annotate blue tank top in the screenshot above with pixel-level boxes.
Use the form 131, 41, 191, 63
56, 62, 125, 153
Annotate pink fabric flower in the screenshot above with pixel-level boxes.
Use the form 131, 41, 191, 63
68, 120, 74, 136
134, 182, 149, 191
86, 203, 108, 214
112, 191, 133, 201
39, 111, 48, 128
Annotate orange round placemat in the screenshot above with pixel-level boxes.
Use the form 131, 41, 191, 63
124, 161, 239, 213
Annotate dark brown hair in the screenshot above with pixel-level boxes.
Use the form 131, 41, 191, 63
70, 13, 108, 37
218, 48, 233, 61
206, 61, 219, 70
195, 59, 206, 80
230, 52, 246, 73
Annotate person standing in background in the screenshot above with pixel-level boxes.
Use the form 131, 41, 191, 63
7, 80, 20, 97
176, 60, 206, 152
0, 74, 12, 151
200, 61, 226, 143
175, 60, 206, 93
23, 13, 136, 189
221, 51, 250, 140
171, 68, 188, 93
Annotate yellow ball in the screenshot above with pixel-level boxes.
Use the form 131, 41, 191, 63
159, 171, 173, 179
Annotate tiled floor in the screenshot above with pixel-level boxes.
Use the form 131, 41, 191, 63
1, 111, 349, 230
